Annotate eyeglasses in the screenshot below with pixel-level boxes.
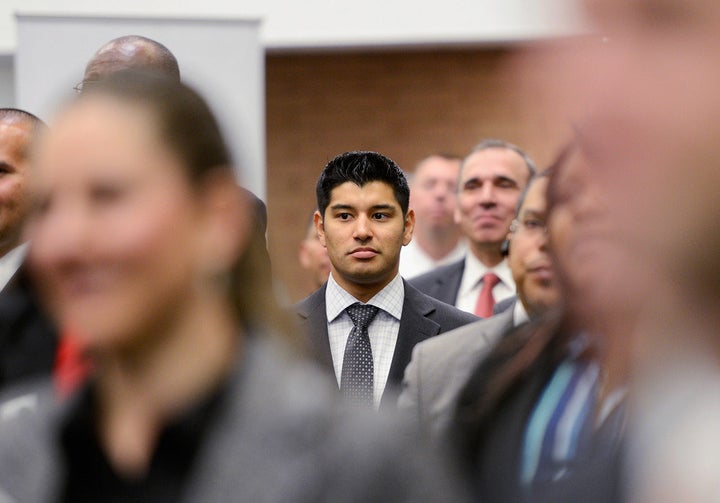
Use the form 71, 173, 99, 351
510, 218, 548, 236
72, 80, 98, 94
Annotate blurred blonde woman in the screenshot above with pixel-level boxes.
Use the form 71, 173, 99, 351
0, 72, 462, 502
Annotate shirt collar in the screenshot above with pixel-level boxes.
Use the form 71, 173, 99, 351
513, 301, 529, 326
459, 252, 514, 296
325, 273, 404, 322
0, 242, 28, 290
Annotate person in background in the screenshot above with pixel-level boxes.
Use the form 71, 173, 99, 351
0, 108, 57, 390
399, 170, 561, 438
294, 151, 477, 409
553, 0, 720, 500
411, 140, 535, 317
448, 143, 628, 502
399, 154, 466, 279
0, 71, 467, 502
298, 211, 331, 293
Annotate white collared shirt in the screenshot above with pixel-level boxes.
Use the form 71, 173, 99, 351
455, 253, 516, 315
0, 243, 28, 292
513, 300, 530, 327
398, 238, 468, 279
325, 273, 404, 407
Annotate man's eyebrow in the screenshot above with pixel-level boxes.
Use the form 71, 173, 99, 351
520, 208, 545, 219
369, 204, 396, 212
329, 204, 355, 211
494, 175, 519, 185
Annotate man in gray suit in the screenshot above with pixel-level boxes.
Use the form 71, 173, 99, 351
295, 151, 477, 409
410, 140, 535, 317
398, 172, 561, 436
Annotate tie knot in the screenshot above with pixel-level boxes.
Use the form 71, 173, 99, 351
346, 303, 380, 330
482, 272, 500, 289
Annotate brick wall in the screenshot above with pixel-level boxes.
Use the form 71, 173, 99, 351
266, 47, 569, 303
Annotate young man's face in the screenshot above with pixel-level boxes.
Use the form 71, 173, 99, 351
315, 181, 414, 299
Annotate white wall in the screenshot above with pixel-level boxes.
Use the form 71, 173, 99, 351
0, 55, 14, 106
0, 0, 585, 54
15, 15, 265, 198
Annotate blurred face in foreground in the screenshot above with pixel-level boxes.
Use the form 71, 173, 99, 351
27, 95, 239, 354
507, 177, 561, 318
576, 0, 720, 293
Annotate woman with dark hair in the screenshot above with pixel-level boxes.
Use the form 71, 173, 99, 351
451, 144, 631, 503
0, 72, 461, 502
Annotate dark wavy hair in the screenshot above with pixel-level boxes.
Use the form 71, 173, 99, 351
316, 151, 410, 216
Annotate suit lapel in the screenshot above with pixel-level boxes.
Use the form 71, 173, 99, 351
380, 282, 442, 408
436, 259, 465, 305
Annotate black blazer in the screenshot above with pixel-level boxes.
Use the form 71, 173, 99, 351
294, 280, 478, 409
409, 259, 466, 306
0, 265, 57, 389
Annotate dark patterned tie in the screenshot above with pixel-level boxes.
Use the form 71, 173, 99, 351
340, 303, 380, 406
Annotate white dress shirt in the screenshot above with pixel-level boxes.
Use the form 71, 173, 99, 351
398, 239, 467, 279
455, 253, 515, 314
325, 273, 404, 408
0, 243, 28, 292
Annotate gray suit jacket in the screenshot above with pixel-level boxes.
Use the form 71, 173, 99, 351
398, 305, 516, 438
409, 258, 465, 306
294, 280, 478, 409
0, 337, 469, 502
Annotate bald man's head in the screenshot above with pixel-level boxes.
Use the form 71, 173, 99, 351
79, 35, 180, 91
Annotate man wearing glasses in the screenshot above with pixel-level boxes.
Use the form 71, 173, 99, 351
410, 139, 536, 317
399, 172, 561, 436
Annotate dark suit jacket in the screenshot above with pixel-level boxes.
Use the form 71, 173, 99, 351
452, 317, 625, 503
294, 280, 478, 408
398, 305, 515, 438
0, 265, 57, 389
409, 258, 465, 306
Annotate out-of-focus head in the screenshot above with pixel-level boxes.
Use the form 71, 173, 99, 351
507, 173, 561, 318
456, 139, 535, 261
78, 35, 180, 92
408, 154, 461, 233
545, 142, 648, 331
569, 0, 720, 296
0, 109, 46, 256
299, 212, 330, 289
314, 151, 414, 299
27, 71, 249, 352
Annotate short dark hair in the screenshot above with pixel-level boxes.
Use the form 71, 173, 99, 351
316, 151, 410, 216
466, 139, 537, 180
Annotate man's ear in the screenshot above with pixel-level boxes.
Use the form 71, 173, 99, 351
403, 209, 415, 246
314, 210, 326, 247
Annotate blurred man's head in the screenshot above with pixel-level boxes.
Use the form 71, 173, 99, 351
299, 213, 331, 290
409, 154, 461, 236
78, 35, 180, 92
507, 174, 560, 318
456, 140, 535, 266
0, 109, 46, 256
571, 0, 720, 296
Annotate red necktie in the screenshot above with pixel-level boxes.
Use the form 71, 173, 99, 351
474, 272, 500, 318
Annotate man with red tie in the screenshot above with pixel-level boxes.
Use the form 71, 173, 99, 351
411, 139, 535, 317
